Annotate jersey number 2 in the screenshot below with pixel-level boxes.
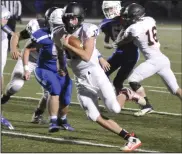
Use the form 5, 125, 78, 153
146, 26, 158, 46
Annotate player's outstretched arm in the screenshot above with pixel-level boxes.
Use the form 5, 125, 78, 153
22, 42, 37, 81
113, 29, 134, 48
10, 32, 22, 60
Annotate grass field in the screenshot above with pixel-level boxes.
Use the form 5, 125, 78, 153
1, 21, 182, 153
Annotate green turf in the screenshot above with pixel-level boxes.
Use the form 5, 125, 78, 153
1, 23, 182, 153
1, 100, 182, 152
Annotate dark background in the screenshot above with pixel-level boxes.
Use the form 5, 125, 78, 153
19, 0, 182, 20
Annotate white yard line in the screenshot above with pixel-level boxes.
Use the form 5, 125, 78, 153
11, 96, 182, 117
2, 131, 160, 153
7, 57, 182, 64
149, 90, 170, 94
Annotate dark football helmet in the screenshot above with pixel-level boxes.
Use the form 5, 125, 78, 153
122, 3, 145, 25
62, 2, 85, 33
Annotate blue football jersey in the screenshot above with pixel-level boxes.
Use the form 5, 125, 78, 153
31, 28, 58, 73
99, 17, 123, 42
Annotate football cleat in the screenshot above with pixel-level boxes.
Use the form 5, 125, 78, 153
121, 136, 142, 152
49, 119, 60, 133
134, 107, 154, 117
1, 115, 14, 130
57, 118, 74, 131
61, 123, 75, 131
31, 114, 47, 124
1, 94, 10, 104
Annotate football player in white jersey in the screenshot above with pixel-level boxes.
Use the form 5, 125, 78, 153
53, 2, 148, 152
1, 5, 15, 130
1, 17, 49, 123
114, 3, 182, 116
1, 5, 14, 91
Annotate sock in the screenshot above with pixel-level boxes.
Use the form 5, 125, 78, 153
119, 129, 130, 140
50, 116, 57, 120
60, 115, 67, 121
35, 108, 44, 116
144, 97, 152, 107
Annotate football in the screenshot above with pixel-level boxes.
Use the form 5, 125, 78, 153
68, 35, 83, 49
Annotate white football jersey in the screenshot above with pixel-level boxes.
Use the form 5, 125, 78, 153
1, 6, 11, 41
22, 19, 41, 62
124, 16, 164, 59
26, 19, 41, 35
69, 23, 101, 76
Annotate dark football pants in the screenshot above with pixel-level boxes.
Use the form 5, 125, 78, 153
106, 46, 139, 95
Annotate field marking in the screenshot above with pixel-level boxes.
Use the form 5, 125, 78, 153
11, 96, 182, 117
3, 71, 181, 90
149, 90, 170, 94
2, 130, 160, 153
7, 57, 182, 64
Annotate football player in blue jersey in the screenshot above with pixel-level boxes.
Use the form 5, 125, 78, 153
100, 1, 153, 115
1, 17, 49, 124
24, 7, 74, 132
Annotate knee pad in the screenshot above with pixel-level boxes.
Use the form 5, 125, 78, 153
6, 79, 24, 95
129, 82, 141, 91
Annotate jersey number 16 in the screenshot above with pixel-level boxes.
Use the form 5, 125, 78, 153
146, 26, 158, 46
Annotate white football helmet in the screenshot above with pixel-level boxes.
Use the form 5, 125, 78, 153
45, 7, 64, 31
1, 5, 11, 20
102, 1, 122, 19
48, 8, 64, 25
26, 19, 40, 35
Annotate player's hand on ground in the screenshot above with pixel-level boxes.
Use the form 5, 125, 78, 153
10, 48, 21, 60
23, 71, 31, 80
99, 57, 111, 72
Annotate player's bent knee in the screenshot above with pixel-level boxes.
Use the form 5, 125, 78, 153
129, 82, 141, 91
7, 79, 24, 94
87, 112, 100, 122
106, 99, 121, 113
111, 102, 121, 113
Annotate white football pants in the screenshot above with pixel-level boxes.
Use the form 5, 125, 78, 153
5, 58, 49, 99
75, 66, 121, 121
128, 55, 180, 94
1, 39, 8, 76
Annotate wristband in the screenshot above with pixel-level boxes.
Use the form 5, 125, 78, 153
24, 65, 29, 71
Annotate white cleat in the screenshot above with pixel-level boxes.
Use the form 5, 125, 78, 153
134, 107, 154, 117
121, 136, 142, 152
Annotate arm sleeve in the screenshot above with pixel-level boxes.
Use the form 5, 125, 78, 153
1, 25, 13, 35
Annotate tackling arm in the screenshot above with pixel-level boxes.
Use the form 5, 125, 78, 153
114, 29, 134, 47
